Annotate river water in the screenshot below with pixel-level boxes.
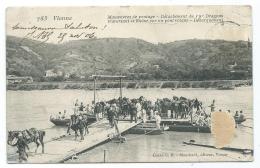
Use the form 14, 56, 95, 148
6, 87, 253, 162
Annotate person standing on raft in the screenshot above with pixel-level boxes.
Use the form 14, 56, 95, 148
154, 112, 161, 129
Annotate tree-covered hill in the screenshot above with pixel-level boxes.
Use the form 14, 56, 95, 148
6, 36, 252, 81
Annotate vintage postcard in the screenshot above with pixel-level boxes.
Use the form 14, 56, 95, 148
6, 6, 253, 163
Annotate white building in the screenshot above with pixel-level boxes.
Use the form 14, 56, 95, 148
45, 69, 63, 77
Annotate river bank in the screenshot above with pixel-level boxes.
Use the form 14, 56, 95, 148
7, 79, 252, 91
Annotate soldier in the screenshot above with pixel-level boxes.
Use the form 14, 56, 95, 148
107, 105, 116, 127
130, 100, 137, 123
239, 110, 245, 121
17, 133, 29, 163
154, 112, 161, 129
136, 100, 142, 119
209, 100, 216, 112
79, 102, 85, 112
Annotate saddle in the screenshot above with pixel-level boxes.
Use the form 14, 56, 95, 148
21, 130, 31, 141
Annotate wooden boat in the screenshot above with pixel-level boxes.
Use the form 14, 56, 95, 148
128, 123, 169, 135
169, 124, 211, 133
168, 117, 245, 133
50, 75, 126, 127
234, 117, 246, 124
50, 118, 70, 126
50, 114, 97, 126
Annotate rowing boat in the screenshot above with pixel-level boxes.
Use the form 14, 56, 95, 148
128, 123, 169, 135
50, 114, 97, 126
50, 118, 70, 126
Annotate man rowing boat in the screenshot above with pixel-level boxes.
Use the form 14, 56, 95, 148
208, 99, 215, 112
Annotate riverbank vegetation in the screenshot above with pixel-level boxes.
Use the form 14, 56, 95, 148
7, 80, 252, 91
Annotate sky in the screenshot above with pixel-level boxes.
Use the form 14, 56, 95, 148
6, 6, 252, 44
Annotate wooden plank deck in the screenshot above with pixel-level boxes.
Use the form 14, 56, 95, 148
13, 120, 141, 163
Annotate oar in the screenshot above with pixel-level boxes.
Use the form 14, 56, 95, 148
183, 141, 253, 155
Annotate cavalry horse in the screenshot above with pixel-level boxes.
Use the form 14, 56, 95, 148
7, 128, 45, 162
67, 114, 89, 140
158, 97, 198, 119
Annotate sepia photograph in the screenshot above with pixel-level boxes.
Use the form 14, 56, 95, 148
5, 6, 253, 163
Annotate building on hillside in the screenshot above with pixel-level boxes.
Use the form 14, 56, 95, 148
45, 69, 63, 77
228, 62, 237, 70
64, 73, 71, 79
153, 65, 160, 69
80, 75, 86, 79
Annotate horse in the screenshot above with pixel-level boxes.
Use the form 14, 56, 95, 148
7, 128, 45, 154
67, 114, 89, 140
142, 100, 153, 119
179, 101, 189, 118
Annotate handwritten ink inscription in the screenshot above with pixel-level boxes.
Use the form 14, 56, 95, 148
11, 17, 103, 43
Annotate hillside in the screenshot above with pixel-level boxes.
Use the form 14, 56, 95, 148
6, 36, 252, 81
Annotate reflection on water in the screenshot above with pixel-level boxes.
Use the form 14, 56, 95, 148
7, 87, 253, 162
66, 130, 253, 163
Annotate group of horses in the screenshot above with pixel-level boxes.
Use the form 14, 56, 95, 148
155, 96, 202, 119
92, 96, 202, 120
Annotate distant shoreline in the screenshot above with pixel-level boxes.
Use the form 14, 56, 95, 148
7, 79, 252, 91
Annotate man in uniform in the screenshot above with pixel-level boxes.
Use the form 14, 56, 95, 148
17, 132, 29, 163
57, 112, 62, 119
130, 100, 137, 123
62, 110, 67, 119
107, 105, 116, 128
154, 112, 161, 129
209, 100, 215, 112
79, 102, 85, 112
239, 110, 245, 121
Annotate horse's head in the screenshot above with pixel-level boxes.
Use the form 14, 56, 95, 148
71, 115, 80, 125
7, 131, 19, 146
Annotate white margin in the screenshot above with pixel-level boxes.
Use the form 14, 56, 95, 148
0, 0, 259, 168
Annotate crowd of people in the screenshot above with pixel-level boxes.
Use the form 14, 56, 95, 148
193, 99, 246, 127
52, 96, 246, 129
52, 96, 205, 127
